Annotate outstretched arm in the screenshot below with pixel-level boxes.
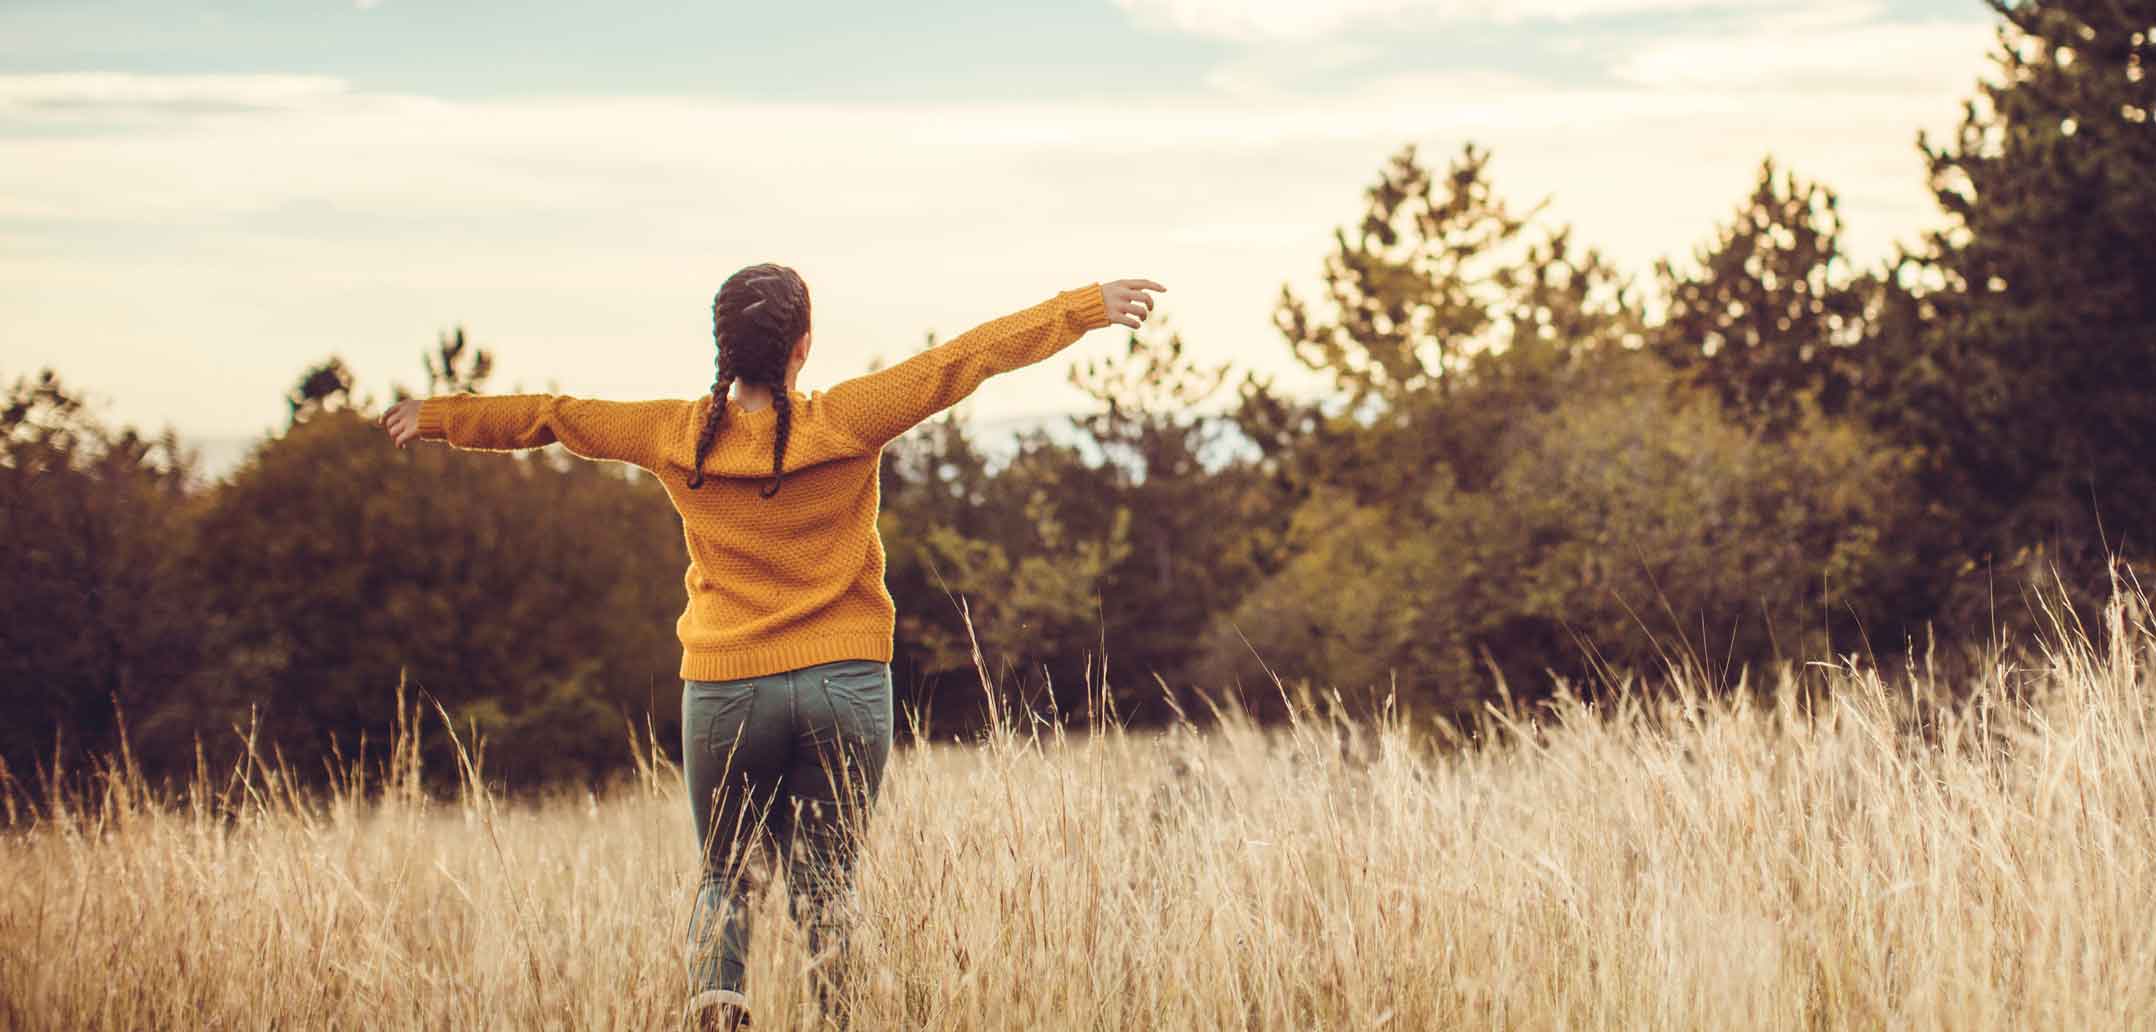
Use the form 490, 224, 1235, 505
821, 278, 1164, 450
379, 394, 688, 471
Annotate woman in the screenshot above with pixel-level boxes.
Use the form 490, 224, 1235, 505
379, 267, 1164, 1028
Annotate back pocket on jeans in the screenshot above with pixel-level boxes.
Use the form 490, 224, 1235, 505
819, 662, 891, 742
684, 680, 757, 766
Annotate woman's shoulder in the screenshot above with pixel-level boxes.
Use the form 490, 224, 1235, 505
697, 389, 877, 466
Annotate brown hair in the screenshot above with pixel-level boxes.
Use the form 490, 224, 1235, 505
686, 263, 811, 496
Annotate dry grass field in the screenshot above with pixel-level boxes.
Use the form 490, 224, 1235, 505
6, 594, 2156, 1030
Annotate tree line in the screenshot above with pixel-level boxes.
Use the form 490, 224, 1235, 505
4, 0, 2149, 788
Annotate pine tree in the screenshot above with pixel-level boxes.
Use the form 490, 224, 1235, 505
1653, 158, 1869, 436
1904, 0, 2155, 567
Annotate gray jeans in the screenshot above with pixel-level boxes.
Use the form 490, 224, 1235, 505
682, 658, 893, 997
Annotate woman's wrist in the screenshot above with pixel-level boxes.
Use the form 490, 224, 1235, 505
415, 398, 449, 441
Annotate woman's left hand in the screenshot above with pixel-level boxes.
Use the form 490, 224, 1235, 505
1102, 279, 1166, 329
378, 399, 425, 449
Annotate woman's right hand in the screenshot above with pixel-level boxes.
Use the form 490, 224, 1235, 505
378, 399, 425, 449
1103, 279, 1166, 329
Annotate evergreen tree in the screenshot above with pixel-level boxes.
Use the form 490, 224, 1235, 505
286, 357, 357, 425
1898, 0, 2156, 574
1271, 143, 1635, 503
1069, 328, 1273, 710
1653, 158, 1869, 436
1274, 143, 1534, 412
422, 327, 494, 396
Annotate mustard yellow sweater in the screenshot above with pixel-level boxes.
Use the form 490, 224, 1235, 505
418, 284, 1111, 681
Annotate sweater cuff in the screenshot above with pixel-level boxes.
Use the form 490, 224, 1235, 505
415, 398, 451, 441
1067, 283, 1111, 332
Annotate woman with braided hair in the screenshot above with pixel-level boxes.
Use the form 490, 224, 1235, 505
379, 266, 1165, 1029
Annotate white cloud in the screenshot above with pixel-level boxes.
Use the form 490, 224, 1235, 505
1114, 0, 1778, 41
1202, 41, 1377, 97
1612, 6, 1994, 91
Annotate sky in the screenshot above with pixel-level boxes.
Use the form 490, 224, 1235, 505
3, 0, 2002, 455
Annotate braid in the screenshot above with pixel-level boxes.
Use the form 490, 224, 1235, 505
686, 261, 811, 495
685, 371, 733, 490
761, 390, 792, 498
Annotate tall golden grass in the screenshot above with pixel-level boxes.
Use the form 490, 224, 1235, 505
5, 590, 2156, 1030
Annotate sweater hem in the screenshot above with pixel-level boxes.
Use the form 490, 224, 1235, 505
679, 632, 895, 682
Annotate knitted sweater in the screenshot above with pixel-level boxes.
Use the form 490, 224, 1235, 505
417, 283, 1111, 681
